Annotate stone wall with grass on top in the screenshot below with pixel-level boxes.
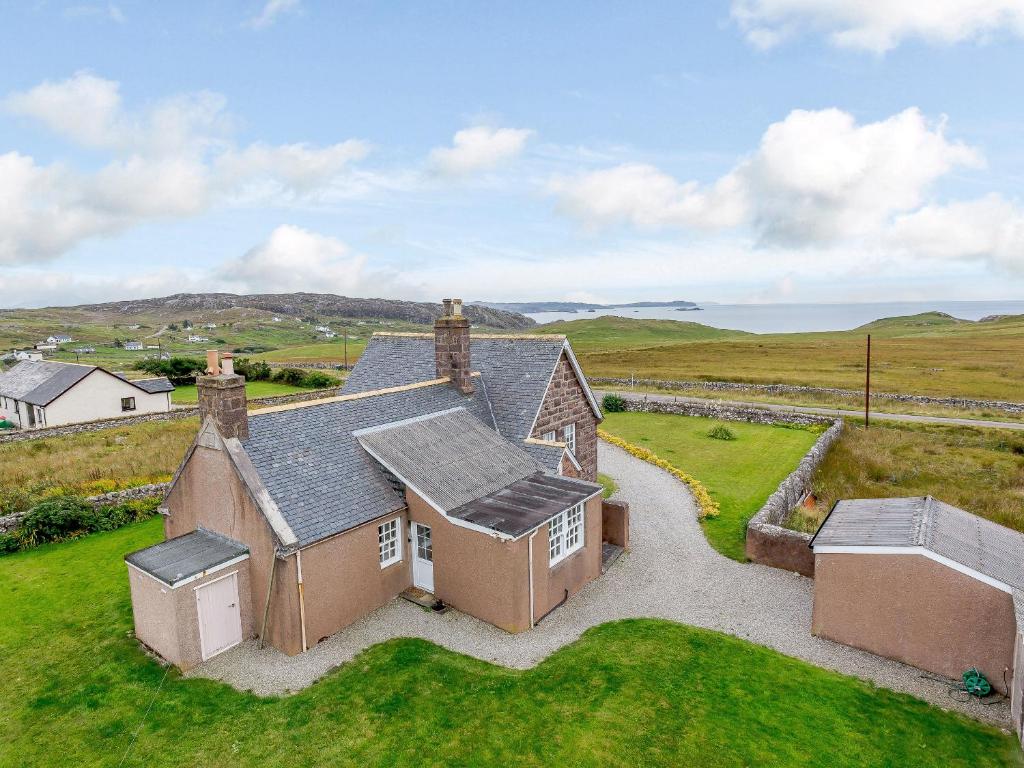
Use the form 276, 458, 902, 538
592, 376, 1024, 415
0, 482, 172, 534
745, 419, 844, 577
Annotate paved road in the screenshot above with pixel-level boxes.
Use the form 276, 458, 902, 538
189, 442, 1006, 725
596, 389, 1024, 431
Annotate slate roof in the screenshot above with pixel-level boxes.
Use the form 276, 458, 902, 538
811, 496, 1024, 592
123, 376, 175, 393
344, 335, 586, 441
242, 382, 495, 547
354, 408, 543, 513
449, 472, 602, 538
0, 361, 93, 406
125, 528, 248, 587
0, 360, 174, 405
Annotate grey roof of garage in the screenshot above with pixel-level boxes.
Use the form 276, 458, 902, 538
354, 408, 543, 512
125, 528, 248, 587
122, 376, 175, 393
811, 496, 1024, 591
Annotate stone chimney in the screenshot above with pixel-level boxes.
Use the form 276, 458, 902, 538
197, 350, 249, 440
434, 298, 473, 394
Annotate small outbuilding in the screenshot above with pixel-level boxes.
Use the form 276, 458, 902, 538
125, 528, 253, 670
810, 496, 1023, 701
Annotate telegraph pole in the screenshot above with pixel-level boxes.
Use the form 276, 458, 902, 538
864, 334, 871, 428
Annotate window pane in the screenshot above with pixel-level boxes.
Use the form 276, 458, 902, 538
416, 525, 432, 561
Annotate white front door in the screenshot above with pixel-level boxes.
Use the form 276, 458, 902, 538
412, 522, 434, 593
195, 571, 243, 661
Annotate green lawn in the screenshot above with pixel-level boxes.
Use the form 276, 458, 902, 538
1, 520, 1019, 767
601, 412, 821, 560
171, 381, 313, 404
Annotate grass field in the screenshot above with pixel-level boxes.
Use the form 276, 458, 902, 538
171, 380, 314, 404
0, 419, 198, 515
789, 420, 1024, 534
600, 412, 820, 560
542, 313, 1024, 402
1, 519, 1018, 768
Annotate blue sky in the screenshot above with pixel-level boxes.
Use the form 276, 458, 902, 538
2, 1, 1024, 307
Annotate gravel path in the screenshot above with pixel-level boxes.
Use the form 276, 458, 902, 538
189, 441, 1010, 727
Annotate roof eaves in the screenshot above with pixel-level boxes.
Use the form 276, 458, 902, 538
222, 436, 299, 549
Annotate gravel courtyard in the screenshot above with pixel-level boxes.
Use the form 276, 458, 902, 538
189, 441, 1010, 726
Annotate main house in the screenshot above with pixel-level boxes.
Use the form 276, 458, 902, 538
0, 360, 174, 429
125, 300, 618, 670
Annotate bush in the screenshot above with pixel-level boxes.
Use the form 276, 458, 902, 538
602, 394, 627, 413
0, 533, 19, 554
301, 372, 340, 389
17, 497, 97, 547
234, 357, 272, 382
707, 425, 737, 441
272, 367, 306, 386
135, 356, 205, 385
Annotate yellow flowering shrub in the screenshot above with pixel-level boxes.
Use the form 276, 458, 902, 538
598, 428, 720, 520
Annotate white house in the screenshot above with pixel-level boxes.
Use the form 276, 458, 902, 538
0, 361, 174, 430
2, 350, 43, 362
315, 325, 331, 333
186, 335, 210, 343
46, 335, 73, 344
35, 343, 57, 351
124, 341, 144, 351
321, 331, 337, 339
202, 323, 218, 330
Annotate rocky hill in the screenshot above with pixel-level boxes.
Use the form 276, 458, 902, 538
27, 293, 535, 329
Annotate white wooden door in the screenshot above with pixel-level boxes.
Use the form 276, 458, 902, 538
412, 523, 434, 593
195, 572, 242, 661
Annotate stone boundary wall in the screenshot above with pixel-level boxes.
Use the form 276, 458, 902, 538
0, 388, 339, 444
592, 376, 1024, 416
614, 393, 831, 427
745, 419, 844, 577
264, 361, 353, 371
0, 482, 173, 534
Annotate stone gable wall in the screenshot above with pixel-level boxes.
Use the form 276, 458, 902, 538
533, 354, 599, 481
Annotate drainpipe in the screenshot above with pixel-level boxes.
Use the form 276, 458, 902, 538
528, 529, 539, 629
296, 549, 308, 652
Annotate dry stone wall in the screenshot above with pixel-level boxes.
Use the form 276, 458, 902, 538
615, 393, 831, 426
0, 387, 339, 444
593, 376, 1024, 416
0, 482, 173, 533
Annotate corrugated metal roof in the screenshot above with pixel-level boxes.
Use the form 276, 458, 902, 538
355, 408, 542, 513
125, 528, 248, 586
812, 496, 1024, 591
0, 360, 93, 405
449, 472, 602, 538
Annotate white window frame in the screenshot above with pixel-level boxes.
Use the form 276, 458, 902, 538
564, 423, 576, 455
541, 430, 556, 442
378, 516, 402, 568
548, 503, 584, 566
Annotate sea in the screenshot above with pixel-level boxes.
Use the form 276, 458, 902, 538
525, 300, 1024, 335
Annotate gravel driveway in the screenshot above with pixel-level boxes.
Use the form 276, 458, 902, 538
189, 441, 1010, 726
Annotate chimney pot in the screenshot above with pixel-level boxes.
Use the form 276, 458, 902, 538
221, 352, 234, 376
451, 298, 463, 317
205, 349, 221, 376
442, 298, 453, 317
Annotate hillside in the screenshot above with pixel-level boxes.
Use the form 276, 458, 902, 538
532, 316, 748, 352
24, 293, 533, 329
474, 299, 698, 313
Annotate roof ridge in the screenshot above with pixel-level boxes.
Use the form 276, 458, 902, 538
249, 376, 453, 416
372, 331, 566, 341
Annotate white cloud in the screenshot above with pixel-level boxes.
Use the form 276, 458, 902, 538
245, 0, 302, 29
0, 73, 369, 265
550, 107, 982, 246
731, 0, 1024, 53
63, 4, 126, 24
428, 125, 533, 176
215, 225, 410, 296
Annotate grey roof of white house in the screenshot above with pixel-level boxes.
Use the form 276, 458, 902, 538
242, 381, 495, 547
344, 335, 597, 441
0, 361, 93, 406
125, 528, 248, 586
811, 496, 1024, 592
0, 360, 173, 405
354, 408, 543, 513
